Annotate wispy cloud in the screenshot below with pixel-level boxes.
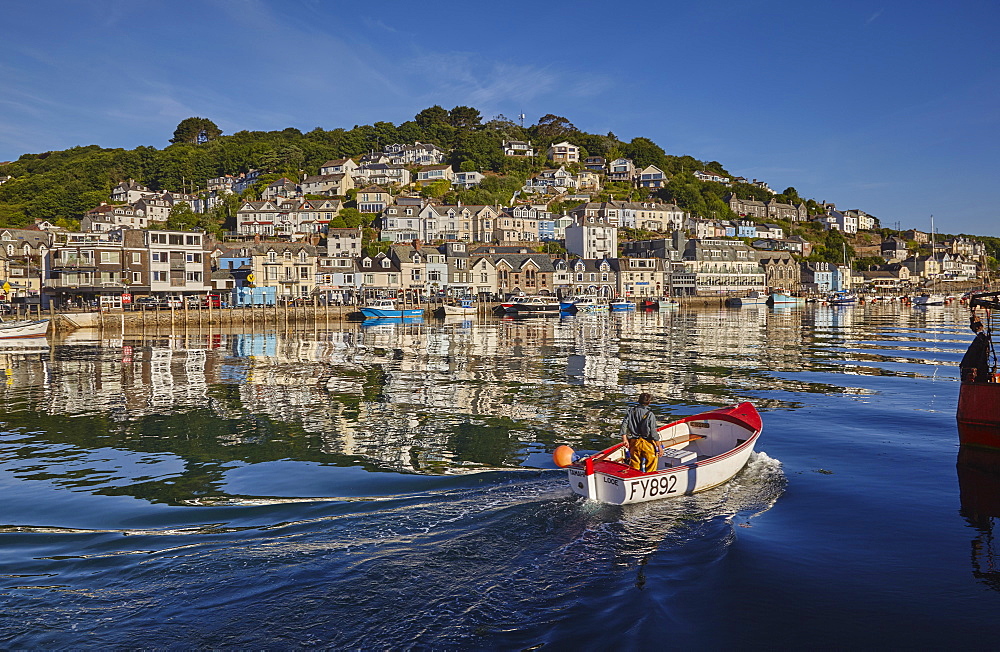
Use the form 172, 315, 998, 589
865, 9, 884, 25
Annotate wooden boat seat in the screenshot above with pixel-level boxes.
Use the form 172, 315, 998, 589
660, 433, 706, 448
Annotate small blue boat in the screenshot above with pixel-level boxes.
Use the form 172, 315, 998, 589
360, 298, 424, 319
609, 298, 635, 312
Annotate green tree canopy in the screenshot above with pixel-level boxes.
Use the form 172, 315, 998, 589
170, 118, 222, 145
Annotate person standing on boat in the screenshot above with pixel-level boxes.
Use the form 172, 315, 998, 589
620, 392, 661, 472
960, 320, 991, 383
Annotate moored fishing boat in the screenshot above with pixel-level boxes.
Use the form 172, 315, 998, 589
609, 297, 635, 312
913, 292, 945, 306
726, 291, 767, 307
562, 295, 607, 313
509, 295, 561, 315
957, 291, 1000, 452
826, 291, 858, 305
360, 298, 424, 319
438, 297, 477, 316
0, 318, 49, 339
766, 290, 804, 305
554, 402, 762, 505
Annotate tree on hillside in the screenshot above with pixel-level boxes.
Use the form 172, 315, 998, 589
415, 106, 450, 129
624, 137, 667, 169
531, 114, 576, 141
482, 114, 528, 141
449, 106, 482, 129
170, 118, 222, 145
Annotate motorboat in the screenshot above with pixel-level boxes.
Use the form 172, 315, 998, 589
509, 295, 561, 315
0, 318, 49, 339
438, 298, 477, 316
957, 291, 1000, 452
827, 291, 858, 305
562, 296, 608, 313
767, 291, 804, 305
726, 291, 767, 307
913, 293, 945, 306
554, 402, 762, 505
609, 298, 635, 312
360, 298, 424, 319
639, 298, 660, 310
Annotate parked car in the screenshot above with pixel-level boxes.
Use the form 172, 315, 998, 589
161, 296, 184, 309
128, 296, 161, 310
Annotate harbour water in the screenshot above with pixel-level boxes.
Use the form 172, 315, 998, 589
2, 303, 999, 649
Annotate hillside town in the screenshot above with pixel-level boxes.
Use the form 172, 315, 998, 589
0, 138, 991, 310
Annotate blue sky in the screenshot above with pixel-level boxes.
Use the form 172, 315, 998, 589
2, 0, 998, 236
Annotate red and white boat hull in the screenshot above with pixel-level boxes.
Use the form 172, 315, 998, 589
957, 382, 1000, 452
565, 402, 763, 505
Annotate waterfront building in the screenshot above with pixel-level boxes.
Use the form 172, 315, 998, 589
757, 253, 800, 293
800, 261, 835, 294
674, 238, 766, 296
439, 242, 473, 296
2, 228, 51, 305
612, 257, 665, 298
564, 258, 617, 297
490, 253, 557, 297
470, 255, 498, 297
245, 242, 317, 302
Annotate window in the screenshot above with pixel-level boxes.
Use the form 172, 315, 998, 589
299, 267, 309, 279
186, 253, 202, 263
152, 271, 167, 282
132, 252, 141, 264
132, 271, 141, 283
186, 271, 202, 282
268, 251, 277, 263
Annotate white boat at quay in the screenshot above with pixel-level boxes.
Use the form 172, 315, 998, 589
561, 296, 608, 313
0, 318, 49, 339
439, 298, 478, 316
555, 402, 763, 505
913, 293, 945, 306
726, 291, 767, 307
508, 295, 561, 315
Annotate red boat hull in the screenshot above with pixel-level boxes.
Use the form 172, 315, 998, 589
957, 382, 1000, 452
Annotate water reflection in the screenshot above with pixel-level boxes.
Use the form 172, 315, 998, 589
956, 445, 1000, 592
0, 303, 969, 505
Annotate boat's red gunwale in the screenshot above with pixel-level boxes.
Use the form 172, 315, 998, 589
573, 402, 762, 479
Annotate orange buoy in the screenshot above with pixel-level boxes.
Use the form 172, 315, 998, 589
552, 445, 575, 468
